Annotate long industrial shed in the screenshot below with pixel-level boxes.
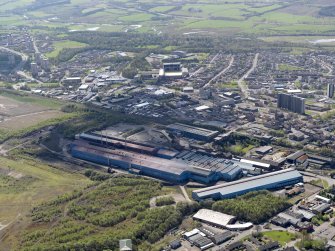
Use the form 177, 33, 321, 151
192, 168, 303, 201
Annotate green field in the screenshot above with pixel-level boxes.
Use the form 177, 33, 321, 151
0, 91, 63, 109
278, 64, 304, 71
1, 0, 335, 36
46, 40, 88, 58
263, 231, 297, 246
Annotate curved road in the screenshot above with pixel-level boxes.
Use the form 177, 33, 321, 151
0, 46, 43, 84
0, 46, 28, 71
319, 59, 333, 76
238, 53, 259, 99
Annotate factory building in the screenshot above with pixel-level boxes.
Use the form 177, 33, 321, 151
70, 133, 252, 184
192, 168, 303, 201
77, 132, 173, 157
277, 93, 305, 114
193, 209, 236, 228
174, 150, 244, 182
166, 123, 219, 141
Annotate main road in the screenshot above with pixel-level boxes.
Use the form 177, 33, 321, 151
237, 53, 259, 99
0, 46, 42, 84
0, 46, 28, 71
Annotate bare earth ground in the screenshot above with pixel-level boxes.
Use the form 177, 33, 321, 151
0, 95, 47, 117
0, 110, 64, 130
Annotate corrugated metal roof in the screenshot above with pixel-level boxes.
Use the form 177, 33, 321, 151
167, 123, 219, 137
193, 209, 235, 227
193, 168, 302, 198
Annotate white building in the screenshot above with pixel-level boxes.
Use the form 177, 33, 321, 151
193, 209, 236, 228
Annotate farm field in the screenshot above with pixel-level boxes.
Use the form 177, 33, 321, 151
1, 0, 335, 36
45, 40, 88, 58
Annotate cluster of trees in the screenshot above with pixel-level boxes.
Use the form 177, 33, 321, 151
89, 211, 127, 227
269, 129, 285, 137
155, 196, 175, 206
31, 190, 84, 222
84, 170, 111, 181
212, 191, 291, 224
48, 30, 284, 71
221, 133, 261, 156
21, 176, 201, 251
319, 185, 335, 202
297, 231, 326, 251
52, 31, 223, 65
122, 56, 151, 79
67, 177, 160, 224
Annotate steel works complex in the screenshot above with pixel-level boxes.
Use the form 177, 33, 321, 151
71, 132, 247, 184
70, 132, 303, 200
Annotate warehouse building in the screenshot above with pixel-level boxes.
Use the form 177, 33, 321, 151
192, 168, 303, 200
210, 231, 234, 245
174, 151, 243, 181
70, 139, 248, 184
166, 123, 219, 141
193, 209, 236, 228
77, 132, 178, 159
189, 234, 214, 251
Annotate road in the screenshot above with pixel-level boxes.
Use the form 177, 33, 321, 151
0, 46, 42, 84
300, 170, 335, 186
0, 46, 28, 72
190, 66, 204, 78
17, 70, 43, 84
179, 186, 191, 202
203, 55, 235, 88
319, 59, 333, 76
237, 53, 259, 99
209, 53, 220, 64
32, 37, 39, 53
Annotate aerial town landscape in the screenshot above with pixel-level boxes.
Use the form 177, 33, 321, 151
0, 0, 335, 250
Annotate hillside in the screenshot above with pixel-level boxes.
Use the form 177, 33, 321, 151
0, 0, 335, 36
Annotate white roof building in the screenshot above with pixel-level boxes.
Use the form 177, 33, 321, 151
78, 84, 89, 91
183, 228, 202, 238
134, 102, 150, 108
193, 209, 236, 228
195, 105, 210, 112
287, 89, 302, 94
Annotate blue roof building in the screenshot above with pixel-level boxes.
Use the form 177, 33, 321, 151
192, 168, 303, 201
70, 136, 253, 184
